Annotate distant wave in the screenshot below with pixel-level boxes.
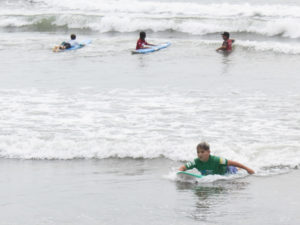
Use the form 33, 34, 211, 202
38, 0, 300, 18
1, 1, 300, 38
195, 40, 300, 55
1, 14, 300, 39
236, 40, 300, 55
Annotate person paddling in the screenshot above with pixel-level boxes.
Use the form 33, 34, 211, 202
179, 142, 254, 175
53, 34, 80, 52
136, 31, 155, 50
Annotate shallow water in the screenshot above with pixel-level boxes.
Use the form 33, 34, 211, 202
1, 0, 300, 224
1, 159, 300, 225
1, 33, 300, 172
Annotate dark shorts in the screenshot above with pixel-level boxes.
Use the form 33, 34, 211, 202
227, 166, 238, 174
61, 42, 71, 49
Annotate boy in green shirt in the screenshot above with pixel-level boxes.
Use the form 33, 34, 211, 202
179, 142, 254, 175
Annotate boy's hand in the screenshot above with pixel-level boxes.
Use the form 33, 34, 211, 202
179, 165, 187, 171
247, 168, 255, 174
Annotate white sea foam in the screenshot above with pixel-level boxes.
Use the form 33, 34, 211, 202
0, 0, 299, 176
0, 88, 299, 176
237, 40, 300, 54
38, 0, 300, 18
164, 170, 247, 184
1, 1, 300, 38
195, 40, 300, 55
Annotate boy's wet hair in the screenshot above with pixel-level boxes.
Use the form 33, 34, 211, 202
197, 142, 210, 151
140, 31, 146, 39
71, 34, 76, 40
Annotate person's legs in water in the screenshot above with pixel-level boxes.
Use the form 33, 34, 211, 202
60, 42, 71, 49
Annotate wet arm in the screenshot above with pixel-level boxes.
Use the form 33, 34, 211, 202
216, 42, 227, 51
227, 160, 255, 174
145, 41, 156, 46
216, 46, 226, 51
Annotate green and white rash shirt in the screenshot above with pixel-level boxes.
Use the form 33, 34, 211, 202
185, 155, 228, 175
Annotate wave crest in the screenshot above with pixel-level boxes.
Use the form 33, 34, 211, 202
1, 1, 300, 38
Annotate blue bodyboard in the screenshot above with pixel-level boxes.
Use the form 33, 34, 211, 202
53, 39, 92, 52
177, 171, 203, 178
64, 39, 92, 51
132, 42, 171, 54
177, 166, 237, 179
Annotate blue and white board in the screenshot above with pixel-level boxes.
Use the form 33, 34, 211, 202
53, 39, 92, 52
177, 171, 203, 178
64, 39, 92, 51
132, 42, 171, 54
177, 166, 237, 179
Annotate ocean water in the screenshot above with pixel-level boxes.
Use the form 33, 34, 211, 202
1, 0, 300, 224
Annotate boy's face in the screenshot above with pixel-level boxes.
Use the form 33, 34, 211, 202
197, 148, 210, 162
222, 35, 228, 40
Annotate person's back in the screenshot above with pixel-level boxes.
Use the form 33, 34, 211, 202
223, 39, 233, 51
136, 38, 148, 50
136, 31, 148, 50
136, 31, 155, 50
69, 34, 79, 47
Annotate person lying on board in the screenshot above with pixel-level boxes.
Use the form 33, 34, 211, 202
136, 31, 156, 50
53, 34, 80, 52
216, 31, 235, 52
179, 142, 254, 175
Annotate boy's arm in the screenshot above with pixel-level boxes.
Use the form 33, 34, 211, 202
216, 42, 228, 51
216, 45, 226, 51
179, 160, 196, 171
227, 160, 255, 174
145, 41, 156, 46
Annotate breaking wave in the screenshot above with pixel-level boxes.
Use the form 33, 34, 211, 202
1, 0, 300, 38
0, 88, 299, 176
